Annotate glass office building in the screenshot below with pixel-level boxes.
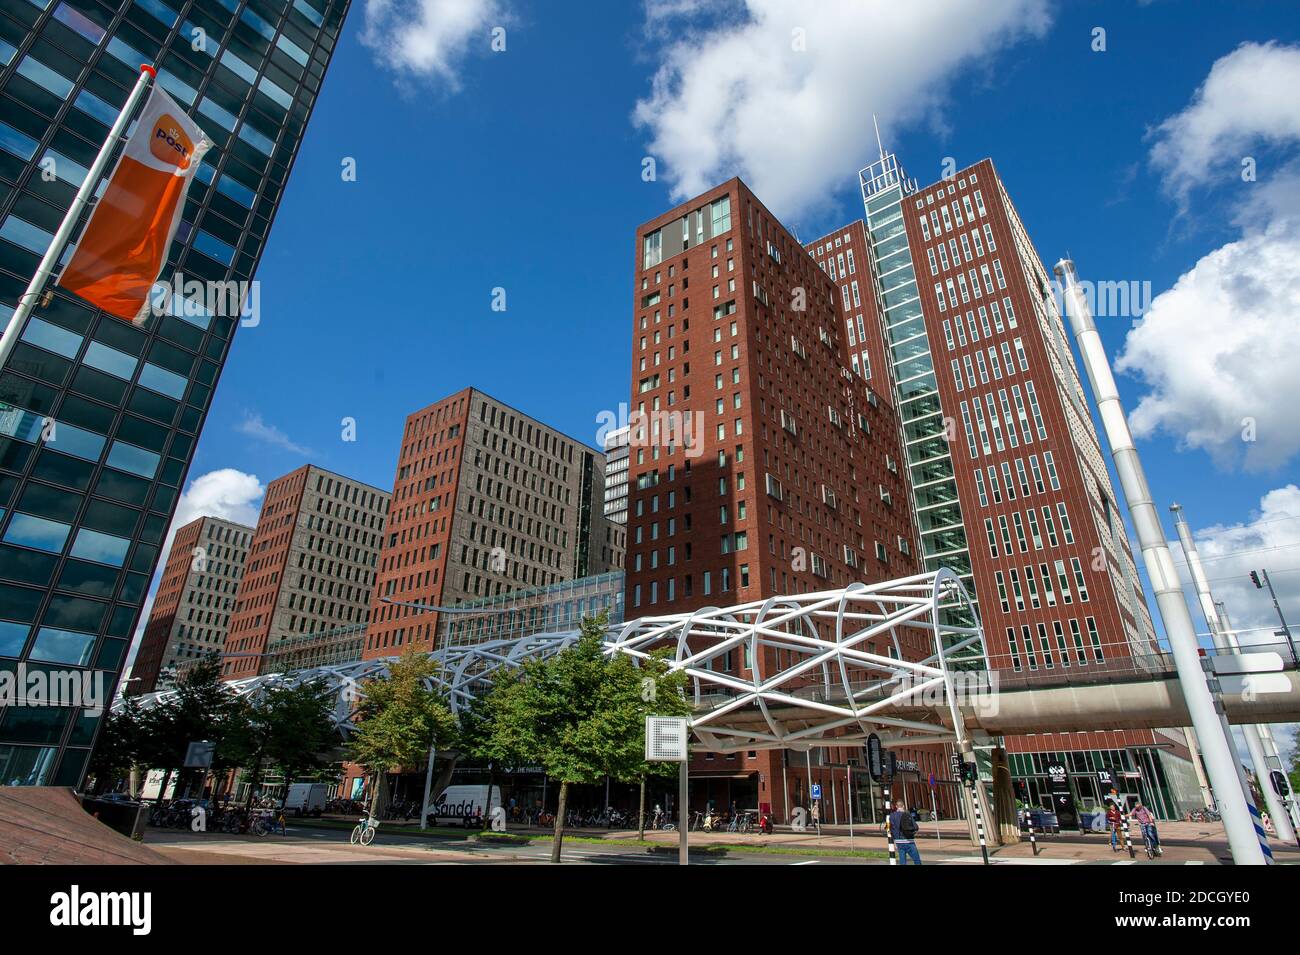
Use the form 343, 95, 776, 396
440, 572, 627, 650
0, 0, 350, 785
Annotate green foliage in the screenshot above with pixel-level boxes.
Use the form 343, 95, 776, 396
481, 612, 692, 787
222, 681, 340, 788
345, 648, 457, 775
86, 697, 143, 790
133, 658, 242, 773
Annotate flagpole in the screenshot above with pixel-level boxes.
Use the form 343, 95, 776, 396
0, 63, 156, 373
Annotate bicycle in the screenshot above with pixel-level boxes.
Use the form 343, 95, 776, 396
249, 809, 286, 837
1140, 823, 1162, 859
350, 814, 379, 846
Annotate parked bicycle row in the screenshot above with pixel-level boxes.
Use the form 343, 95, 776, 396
145, 798, 286, 836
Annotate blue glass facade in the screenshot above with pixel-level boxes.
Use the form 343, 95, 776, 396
0, 0, 349, 785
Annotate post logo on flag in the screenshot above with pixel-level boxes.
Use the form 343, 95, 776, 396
58, 84, 212, 323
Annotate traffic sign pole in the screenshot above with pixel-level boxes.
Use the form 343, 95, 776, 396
884, 784, 896, 865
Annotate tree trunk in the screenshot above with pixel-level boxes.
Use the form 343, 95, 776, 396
991, 746, 1018, 846
368, 771, 388, 821
551, 781, 569, 864
638, 778, 647, 840
243, 761, 263, 809
157, 768, 173, 804
483, 762, 496, 830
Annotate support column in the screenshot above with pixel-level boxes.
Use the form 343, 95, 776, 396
991, 746, 1019, 846
1182, 727, 1215, 810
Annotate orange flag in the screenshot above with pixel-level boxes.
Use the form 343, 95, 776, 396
59, 84, 212, 323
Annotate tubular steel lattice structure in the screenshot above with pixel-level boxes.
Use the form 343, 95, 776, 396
121, 571, 985, 750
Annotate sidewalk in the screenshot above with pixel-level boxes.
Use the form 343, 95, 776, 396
510, 818, 1300, 864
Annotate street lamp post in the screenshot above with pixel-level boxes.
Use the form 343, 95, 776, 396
1250, 570, 1297, 668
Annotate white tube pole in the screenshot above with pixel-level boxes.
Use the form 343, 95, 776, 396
1182, 727, 1215, 810
1255, 721, 1300, 840
1219, 604, 1300, 845
419, 742, 436, 830
0, 64, 156, 371
1054, 258, 1267, 865
1172, 505, 1295, 843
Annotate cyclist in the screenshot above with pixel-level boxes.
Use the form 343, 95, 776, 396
1132, 802, 1161, 857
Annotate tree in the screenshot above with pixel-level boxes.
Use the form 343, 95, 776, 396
346, 649, 457, 820
222, 681, 339, 805
622, 649, 691, 839
483, 611, 691, 862
85, 699, 143, 794
458, 677, 530, 828
134, 658, 241, 800
264, 681, 340, 792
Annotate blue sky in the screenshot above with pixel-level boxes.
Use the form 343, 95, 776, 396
165, 0, 1300, 651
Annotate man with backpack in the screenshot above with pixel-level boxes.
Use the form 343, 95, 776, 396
889, 799, 922, 864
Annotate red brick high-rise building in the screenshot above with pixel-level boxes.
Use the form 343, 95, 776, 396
221, 465, 389, 679
851, 153, 1199, 816
363, 387, 622, 659
624, 179, 950, 821
131, 515, 251, 693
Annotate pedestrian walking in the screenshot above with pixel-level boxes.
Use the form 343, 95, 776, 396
889, 799, 922, 864
1106, 799, 1123, 851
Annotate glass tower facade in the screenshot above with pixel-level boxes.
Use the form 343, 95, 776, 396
860, 154, 972, 585
0, 0, 349, 786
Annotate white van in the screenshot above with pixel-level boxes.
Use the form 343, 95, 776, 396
428, 785, 502, 826
284, 782, 328, 817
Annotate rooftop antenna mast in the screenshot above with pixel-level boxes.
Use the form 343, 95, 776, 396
872, 114, 886, 161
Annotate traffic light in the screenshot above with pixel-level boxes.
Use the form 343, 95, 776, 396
867, 734, 883, 782
1250, 570, 1263, 589
962, 762, 979, 784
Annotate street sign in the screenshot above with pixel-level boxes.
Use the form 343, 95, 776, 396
950, 752, 962, 782
645, 716, 689, 762
1207, 652, 1284, 676
811, 783, 822, 800
183, 740, 214, 769
1047, 761, 1079, 831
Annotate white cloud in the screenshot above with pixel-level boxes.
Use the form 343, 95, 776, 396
1172, 485, 1300, 645
633, 0, 1050, 220
236, 410, 314, 457
166, 468, 266, 540
1116, 217, 1300, 471
1171, 486, 1300, 762
361, 0, 504, 87
1148, 42, 1300, 208
1122, 43, 1300, 472
124, 469, 265, 672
